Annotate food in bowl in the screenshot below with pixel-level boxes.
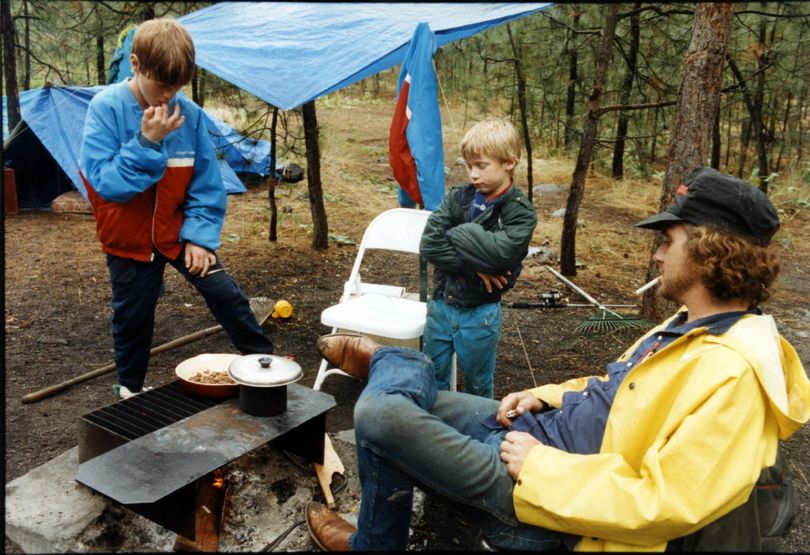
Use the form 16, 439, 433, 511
188, 369, 237, 385
176, 353, 242, 398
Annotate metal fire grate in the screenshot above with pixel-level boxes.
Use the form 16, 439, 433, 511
78, 381, 222, 463
76, 382, 336, 540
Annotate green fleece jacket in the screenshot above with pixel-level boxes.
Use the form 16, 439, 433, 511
419, 183, 537, 307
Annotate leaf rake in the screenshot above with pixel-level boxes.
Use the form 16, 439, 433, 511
545, 266, 652, 334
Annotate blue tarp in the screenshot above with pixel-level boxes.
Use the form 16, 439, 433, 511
3, 86, 281, 208
178, 3, 551, 110
106, 25, 137, 84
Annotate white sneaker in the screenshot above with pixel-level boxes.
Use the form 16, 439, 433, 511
113, 384, 153, 400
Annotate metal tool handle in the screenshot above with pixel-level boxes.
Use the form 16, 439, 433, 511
544, 266, 621, 318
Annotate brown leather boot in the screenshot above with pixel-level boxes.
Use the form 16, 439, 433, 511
305, 501, 356, 551
316, 333, 381, 379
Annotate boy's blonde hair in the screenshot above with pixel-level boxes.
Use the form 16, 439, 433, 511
132, 18, 196, 86
460, 119, 522, 176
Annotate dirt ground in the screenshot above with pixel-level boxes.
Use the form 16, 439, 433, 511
4, 95, 810, 552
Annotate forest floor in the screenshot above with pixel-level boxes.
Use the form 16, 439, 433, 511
5, 93, 810, 551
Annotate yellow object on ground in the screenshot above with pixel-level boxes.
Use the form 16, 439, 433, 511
271, 300, 293, 319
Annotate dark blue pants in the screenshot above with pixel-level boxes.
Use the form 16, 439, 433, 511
106, 251, 273, 391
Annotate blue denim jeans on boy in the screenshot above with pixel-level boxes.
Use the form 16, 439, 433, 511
350, 346, 569, 551
106, 250, 273, 391
423, 299, 502, 398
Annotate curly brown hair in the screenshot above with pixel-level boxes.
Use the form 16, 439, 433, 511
685, 225, 780, 308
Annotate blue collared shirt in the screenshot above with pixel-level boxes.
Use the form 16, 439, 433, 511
503, 309, 756, 454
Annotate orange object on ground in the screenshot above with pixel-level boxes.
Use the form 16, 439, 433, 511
4, 167, 19, 215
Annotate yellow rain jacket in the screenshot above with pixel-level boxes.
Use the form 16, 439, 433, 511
513, 310, 810, 551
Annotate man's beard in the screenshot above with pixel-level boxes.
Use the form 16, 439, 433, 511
659, 262, 701, 303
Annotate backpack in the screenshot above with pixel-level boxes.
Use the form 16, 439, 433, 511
667, 445, 798, 552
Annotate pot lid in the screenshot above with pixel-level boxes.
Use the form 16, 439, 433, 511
227, 354, 302, 387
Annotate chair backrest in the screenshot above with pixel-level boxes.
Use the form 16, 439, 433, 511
343, 208, 432, 297
360, 208, 431, 253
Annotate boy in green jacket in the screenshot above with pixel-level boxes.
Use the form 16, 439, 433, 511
419, 119, 537, 398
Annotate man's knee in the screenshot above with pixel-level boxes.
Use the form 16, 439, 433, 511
355, 393, 408, 446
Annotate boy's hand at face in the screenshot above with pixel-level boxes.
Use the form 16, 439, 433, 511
184, 243, 217, 277
476, 271, 510, 293
141, 103, 184, 144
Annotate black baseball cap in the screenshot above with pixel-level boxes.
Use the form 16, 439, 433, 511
635, 167, 780, 246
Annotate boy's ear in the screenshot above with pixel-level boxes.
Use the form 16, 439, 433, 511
504, 157, 518, 172
129, 53, 140, 73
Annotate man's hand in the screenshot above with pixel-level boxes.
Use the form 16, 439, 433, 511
500, 431, 542, 480
141, 103, 184, 144
496, 390, 544, 427
184, 243, 217, 277
477, 271, 510, 293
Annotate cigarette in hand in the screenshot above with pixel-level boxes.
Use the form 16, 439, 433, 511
506, 409, 518, 420
634, 277, 661, 295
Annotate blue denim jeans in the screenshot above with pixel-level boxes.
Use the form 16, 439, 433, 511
423, 299, 502, 398
106, 251, 273, 391
350, 346, 569, 551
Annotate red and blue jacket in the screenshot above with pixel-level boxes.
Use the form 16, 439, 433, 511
79, 80, 226, 262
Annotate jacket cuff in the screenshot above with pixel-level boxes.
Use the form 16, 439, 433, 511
138, 132, 162, 150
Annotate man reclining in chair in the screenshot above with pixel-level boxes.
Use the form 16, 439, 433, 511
305, 167, 810, 552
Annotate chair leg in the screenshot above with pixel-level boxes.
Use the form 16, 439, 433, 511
313, 358, 353, 391
313, 358, 330, 391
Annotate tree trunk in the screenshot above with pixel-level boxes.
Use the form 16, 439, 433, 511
22, 0, 29, 89
727, 54, 756, 180
650, 106, 659, 164
559, 4, 620, 276
640, 3, 734, 322
711, 105, 721, 169
738, 119, 751, 177
303, 101, 329, 250
506, 25, 533, 202
752, 18, 770, 191
724, 100, 733, 167
268, 105, 279, 242
192, 69, 206, 107
2, 0, 21, 131
564, 7, 581, 150
96, 33, 105, 85
141, 5, 155, 21
611, 3, 640, 180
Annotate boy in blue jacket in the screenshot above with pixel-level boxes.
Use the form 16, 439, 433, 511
79, 18, 273, 399
419, 119, 537, 398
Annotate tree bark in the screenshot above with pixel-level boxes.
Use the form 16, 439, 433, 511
711, 106, 721, 169
640, 3, 734, 321
2, 0, 21, 131
268, 105, 279, 242
506, 25, 533, 202
303, 101, 329, 250
22, 0, 29, 89
559, 4, 620, 276
564, 7, 581, 150
96, 33, 105, 85
611, 3, 640, 180
752, 17, 770, 191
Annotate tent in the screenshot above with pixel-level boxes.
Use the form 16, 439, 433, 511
2, 86, 278, 210
178, 2, 551, 110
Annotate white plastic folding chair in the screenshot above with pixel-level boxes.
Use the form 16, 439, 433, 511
313, 208, 433, 391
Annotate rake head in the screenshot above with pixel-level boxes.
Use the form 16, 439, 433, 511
575, 309, 653, 334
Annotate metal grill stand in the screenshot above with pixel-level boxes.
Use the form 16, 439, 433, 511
76, 381, 335, 541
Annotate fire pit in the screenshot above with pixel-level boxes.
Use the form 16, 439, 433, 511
75, 380, 335, 542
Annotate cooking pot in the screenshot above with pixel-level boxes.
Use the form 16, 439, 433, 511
227, 354, 303, 416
